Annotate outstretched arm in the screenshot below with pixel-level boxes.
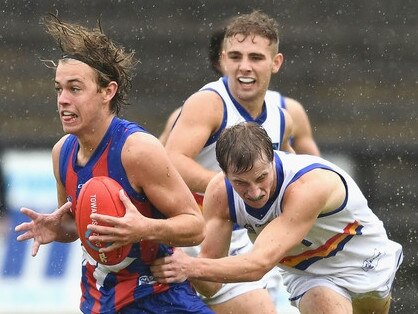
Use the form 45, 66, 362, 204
15, 202, 74, 256
153, 168, 345, 283
152, 173, 233, 297
14, 137, 78, 256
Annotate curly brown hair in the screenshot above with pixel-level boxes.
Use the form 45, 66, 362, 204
224, 10, 280, 53
42, 13, 137, 115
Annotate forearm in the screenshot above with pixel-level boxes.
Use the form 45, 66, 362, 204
143, 214, 205, 247
55, 215, 79, 242
188, 253, 270, 283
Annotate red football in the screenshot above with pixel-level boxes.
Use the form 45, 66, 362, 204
76, 176, 132, 265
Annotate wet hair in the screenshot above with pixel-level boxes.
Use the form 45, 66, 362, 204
224, 10, 280, 53
208, 26, 226, 76
42, 13, 137, 115
216, 122, 274, 174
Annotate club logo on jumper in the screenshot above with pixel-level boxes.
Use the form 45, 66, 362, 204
255, 222, 270, 228
138, 275, 157, 286
362, 249, 385, 272
244, 223, 256, 234
272, 143, 279, 150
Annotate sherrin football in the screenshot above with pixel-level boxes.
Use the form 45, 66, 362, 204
76, 176, 132, 265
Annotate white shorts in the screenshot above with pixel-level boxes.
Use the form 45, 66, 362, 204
283, 248, 403, 308
184, 228, 284, 305
202, 266, 283, 305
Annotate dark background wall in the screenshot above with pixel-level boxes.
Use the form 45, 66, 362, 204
0, 1, 416, 312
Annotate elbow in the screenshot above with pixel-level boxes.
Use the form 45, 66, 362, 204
246, 268, 268, 282
247, 259, 274, 281
193, 218, 206, 245
184, 215, 206, 247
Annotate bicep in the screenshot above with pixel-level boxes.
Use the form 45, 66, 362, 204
253, 171, 337, 263
200, 176, 232, 258
52, 138, 76, 227
285, 98, 320, 155
52, 137, 69, 207
124, 133, 198, 218
276, 170, 343, 243
165, 91, 223, 158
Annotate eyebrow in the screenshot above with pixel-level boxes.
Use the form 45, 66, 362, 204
55, 78, 83, 85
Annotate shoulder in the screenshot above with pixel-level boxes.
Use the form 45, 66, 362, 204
283, 97, 308, 118
205, 172, 228, 204
124, 131, 165, 159
122, 132, 173, 187
178, 89, 224, 131
204, 172, 230, 218
52, 134, 72, 162
184, 89, 223, 111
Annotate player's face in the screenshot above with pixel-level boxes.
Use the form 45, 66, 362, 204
227, 156, 276, 209
222, 34, 283, 106
54, 59, 111, 136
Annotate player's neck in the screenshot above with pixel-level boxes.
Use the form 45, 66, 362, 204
76, 116, 114, 166
242, 99, 265, 119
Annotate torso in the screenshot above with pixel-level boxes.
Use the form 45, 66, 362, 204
59, 117, 172, 313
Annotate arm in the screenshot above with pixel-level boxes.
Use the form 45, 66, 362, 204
154, 169, 345, 283
284, 97, 320, 156
14, 136, 78, 256
152, 173, 233, 296
88, 132, 206, 249
159, 107, 182, 145
52, 136, 80, 242
165, 91, 224, 193
190, 173, 233, 296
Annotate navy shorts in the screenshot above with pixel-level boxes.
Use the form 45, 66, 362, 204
119, 282, 214, 313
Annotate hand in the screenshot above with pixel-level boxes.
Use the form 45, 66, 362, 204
15, 202, 72, 256
151, 247, 191, 283
87, 190, 150, 253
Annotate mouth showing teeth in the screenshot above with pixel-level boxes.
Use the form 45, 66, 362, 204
62, 111, 77, 117
238, 77, 255, 84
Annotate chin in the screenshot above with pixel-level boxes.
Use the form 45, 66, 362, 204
246, 199, 267, 209
62, 124, 80, 135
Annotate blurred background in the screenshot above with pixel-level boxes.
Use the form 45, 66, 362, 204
0, 0, 416, 313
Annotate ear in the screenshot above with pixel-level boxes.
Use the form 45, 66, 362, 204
220, 51, 228, 73
102, 81, 118, 102
271, 53, 284, 74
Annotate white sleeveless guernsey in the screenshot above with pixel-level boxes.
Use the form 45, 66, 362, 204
227, 150, 403, 293
195, 77, 286, 171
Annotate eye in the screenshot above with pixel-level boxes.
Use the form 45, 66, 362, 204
54, 86, 62, 94
256, 174, 267, 182
227, 53, 241, 61
251, 55, 264, 61
233, 180, 247, 188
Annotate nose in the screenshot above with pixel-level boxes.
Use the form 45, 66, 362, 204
245, 183, 261, 200
58, 89, 70, 105
238, 57, 252, 72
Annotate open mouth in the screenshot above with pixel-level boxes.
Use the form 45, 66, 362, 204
238, 77, 256, 84
61, 110, 78, 122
